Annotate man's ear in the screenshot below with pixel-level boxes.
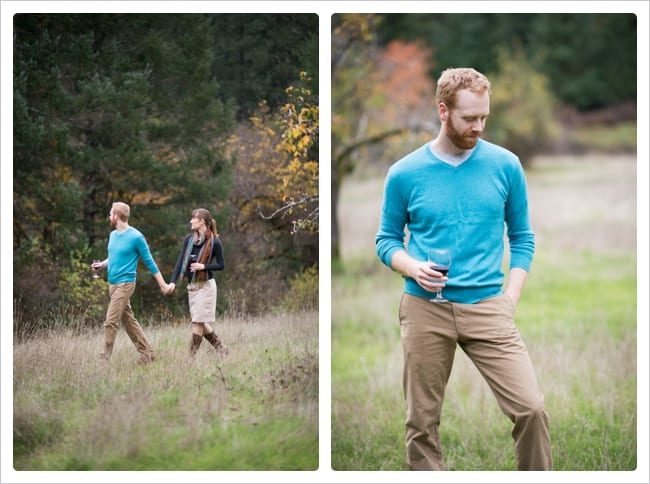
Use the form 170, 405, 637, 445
438, 102, 449, 123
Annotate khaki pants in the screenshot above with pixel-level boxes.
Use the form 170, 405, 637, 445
399, 293, 552, 471
101, 282, 154, 362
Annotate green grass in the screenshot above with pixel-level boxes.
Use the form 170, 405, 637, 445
332, 155, 638, 471
14, 311, 318, 471
331, 249, 637, 471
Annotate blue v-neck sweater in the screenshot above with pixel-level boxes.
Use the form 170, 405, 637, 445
375, 139, 535, 304
107, 226, 160, 284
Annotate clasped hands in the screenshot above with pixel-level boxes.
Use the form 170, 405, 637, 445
160, 282, 176, 296
159, 262, 205, 296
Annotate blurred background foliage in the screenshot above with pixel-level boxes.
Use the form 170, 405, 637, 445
13, 13, 319, 332
331, 13, 637, 260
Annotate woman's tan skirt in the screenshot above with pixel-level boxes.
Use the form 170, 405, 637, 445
187, 278, 217, 323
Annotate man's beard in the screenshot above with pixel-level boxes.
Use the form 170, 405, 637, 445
446, 117, 480, 150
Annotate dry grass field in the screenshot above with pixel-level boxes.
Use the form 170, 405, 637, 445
14, 310, 318, 470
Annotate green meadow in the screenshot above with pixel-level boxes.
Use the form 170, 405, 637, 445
332, 155, 639, 471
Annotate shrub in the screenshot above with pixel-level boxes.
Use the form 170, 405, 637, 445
485, 44, 560, 166
14, 237, 61, 334
281, 265, 319, 312
58, 247, 109, 323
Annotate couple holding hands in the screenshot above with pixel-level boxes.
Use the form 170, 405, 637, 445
92, 202, 228, 364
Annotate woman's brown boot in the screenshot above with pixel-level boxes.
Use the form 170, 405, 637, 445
189, 333, 203, 357
204, 331, 229, 356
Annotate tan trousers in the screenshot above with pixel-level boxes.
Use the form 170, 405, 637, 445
101, 282, 155, 362
399, 293, 552, 471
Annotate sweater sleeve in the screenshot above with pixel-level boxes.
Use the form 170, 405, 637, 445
205, 237, 225, 272
170, 235, 191, 284
505, 161, 535, 271
375, 167, 409, 270
135, 233, 160, 275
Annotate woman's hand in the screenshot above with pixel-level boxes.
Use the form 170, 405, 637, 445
189, 263, 205, 272
166, 282, 176, 295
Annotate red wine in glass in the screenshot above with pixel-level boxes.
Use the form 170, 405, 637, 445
92, 260, 102, 279
427, 248, 452, 302
431, 265, 449, 277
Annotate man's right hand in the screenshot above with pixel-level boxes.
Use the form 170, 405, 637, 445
391, 250, 448, 293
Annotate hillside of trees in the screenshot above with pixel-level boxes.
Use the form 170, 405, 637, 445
13, 13, 319, 331
378, 13, 636, 110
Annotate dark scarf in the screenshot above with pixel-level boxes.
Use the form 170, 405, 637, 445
180, 232, 213, 282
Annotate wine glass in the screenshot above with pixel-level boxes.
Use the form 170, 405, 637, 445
92, 260, 102, 279
427, 248, 451, 302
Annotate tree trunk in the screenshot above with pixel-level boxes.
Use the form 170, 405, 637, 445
331, 162, 341, 261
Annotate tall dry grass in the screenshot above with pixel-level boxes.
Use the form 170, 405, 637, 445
14, 311, 318, 470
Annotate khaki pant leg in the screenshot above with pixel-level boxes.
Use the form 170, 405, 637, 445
399, 294, 458, 471
101, 283, 131, 358
118, 283, 154, 360
455, 294, 552, 471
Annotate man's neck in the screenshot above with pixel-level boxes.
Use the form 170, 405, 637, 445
430, 134, 469, 156
116, 221, 130, 233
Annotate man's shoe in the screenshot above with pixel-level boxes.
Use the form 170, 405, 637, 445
137, 354, 156, 365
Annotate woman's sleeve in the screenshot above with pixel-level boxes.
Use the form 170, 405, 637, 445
170, 235, 189, 283
205, 237, 225, 272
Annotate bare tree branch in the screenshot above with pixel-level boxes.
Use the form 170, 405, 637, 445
257, 194, 319, 234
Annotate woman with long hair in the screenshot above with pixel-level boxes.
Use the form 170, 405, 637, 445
168, 208, 228, 357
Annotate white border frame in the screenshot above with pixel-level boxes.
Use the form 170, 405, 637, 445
2, 2, 648, 483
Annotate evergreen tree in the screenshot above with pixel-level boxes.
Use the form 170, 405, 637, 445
210, 14, 318, 119
529, 13, 636, 109
377, 13, 636, 110
13, 14, 235, 317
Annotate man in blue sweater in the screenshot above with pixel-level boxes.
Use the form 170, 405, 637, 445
376, 68, 551, 470
92, 202, 170, 364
